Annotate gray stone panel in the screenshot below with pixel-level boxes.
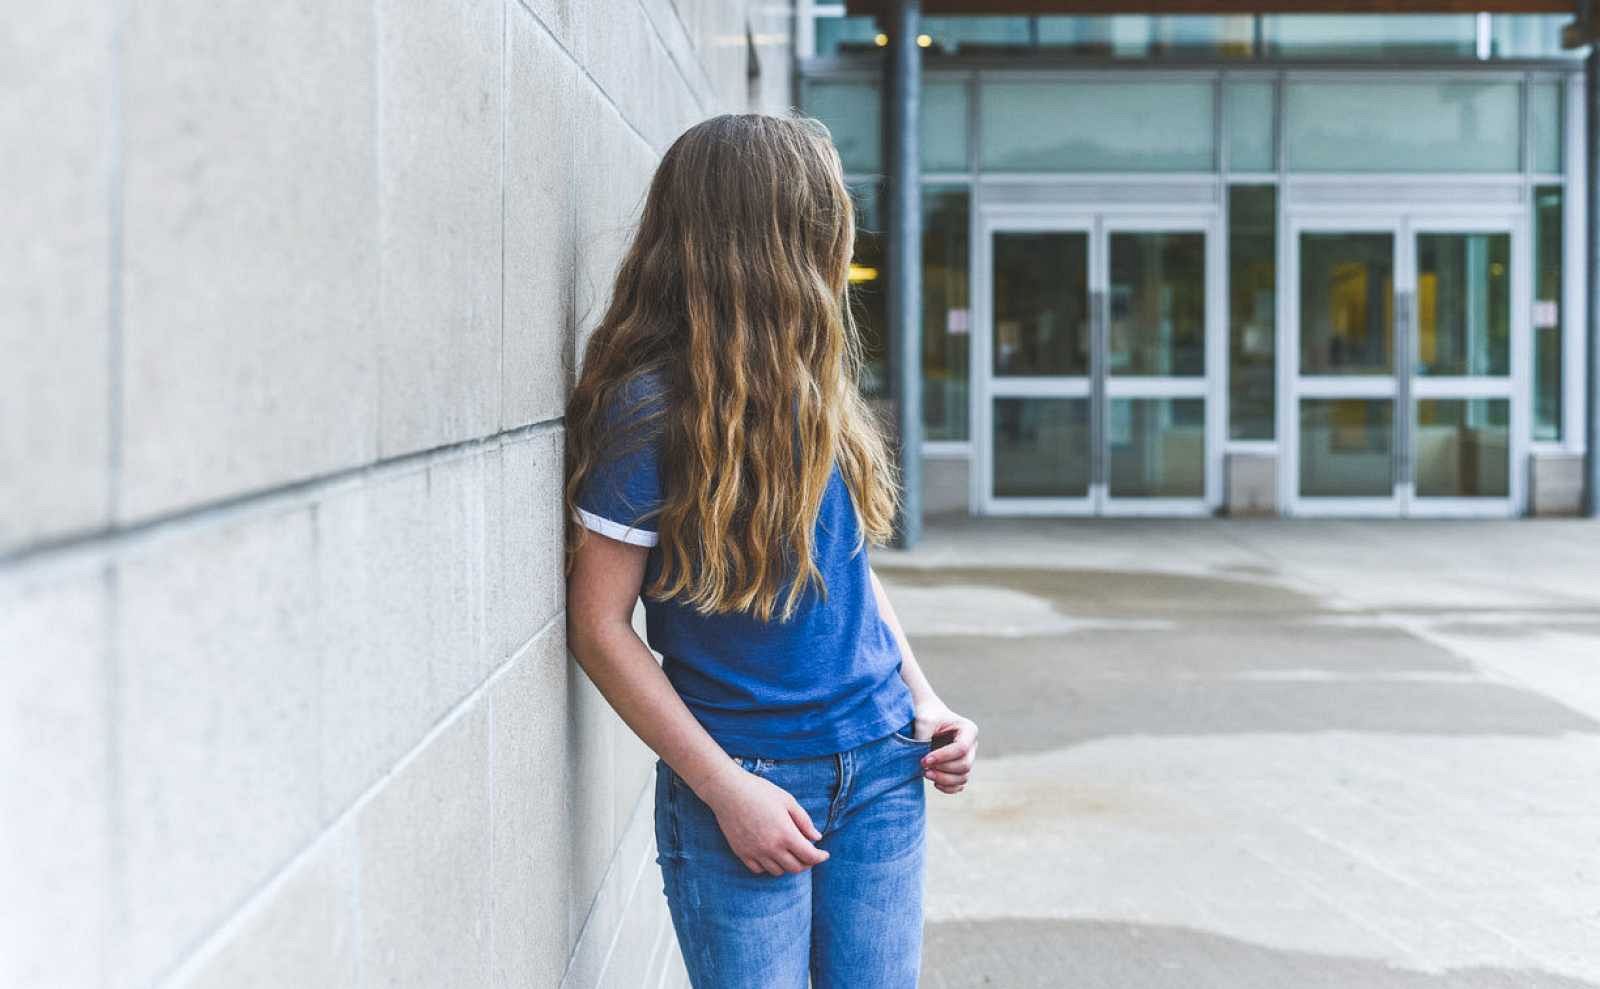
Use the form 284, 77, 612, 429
356, 697, 492, 988
1530, 452, 1584, 517
566, 658, 617, 939
1226, 451, 1279, 517
0, 6, 113, 551
114, 508, 323, 985
498, 429, 565, 662
490, 623, 574, 988
376, 0, 504, 458
0, 563, 110, 989
504, 13, 577, 430
118, 1, 379, 522
167, 824, 358, 989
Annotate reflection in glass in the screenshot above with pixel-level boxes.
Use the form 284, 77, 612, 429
923, 82, 970, 172
1300, 399, 1394, 498
847, 181, 888, 397
992, 232, 1089, 376
1108, 232, 1205, 376
1416, 233, 1510, 377
1035, 15, 1255, 57
1415, 400, 1510, 498
1535, 186, 1564, 442
1264, 14, 1476, 59
1109, 399, 1206, 498
1300, 233, 1393, 375
993, 398, 1091, 498
1492, 15, 1583, 59
803, 80, 880, 173
1285, 81, 1520, 173
1531, 82, 1563, 174
1225, 82, 1275, 172
1229, 186, 1276, 440
981, 82, 1215, 172
923, 187, 970, 441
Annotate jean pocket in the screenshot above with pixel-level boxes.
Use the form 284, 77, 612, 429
888, 721, 933, 747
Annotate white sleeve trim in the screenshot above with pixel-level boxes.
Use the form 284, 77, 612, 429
577, 507, 660, 547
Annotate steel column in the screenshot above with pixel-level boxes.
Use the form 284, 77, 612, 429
1586, 1, 1600, 515
886, 0, 924, 545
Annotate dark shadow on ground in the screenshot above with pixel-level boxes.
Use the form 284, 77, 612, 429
920, 918, 1599, 989
910, 631, 1600, 757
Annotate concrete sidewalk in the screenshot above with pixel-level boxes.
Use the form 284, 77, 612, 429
871, 519, 1600, 989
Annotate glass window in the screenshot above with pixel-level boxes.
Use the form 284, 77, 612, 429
1286, 81, 1521, 174
847, 181, 888, 397
1036, 15, 1255, 58
1531, 81, 1563, 175
1226, 81, 1275, 173
922, 16, 1033, 54
993, 398, 1091, 498
814, 16, 882, 57
923, 187, 970, 441
923, 81, 969, 172
981, 81, 1215, 172
1300, 232, 1394, 376
1491, 15, 1583, 59
1300, 399, 1395, 498
1264, 15, 1476, 59
1415, 233, 1511, 378
1534, 186, 1564, 443
1415, 399, 1511, 498
1109, 398, 1206, 497
805, 80, 880, 173
1108, 232, 1206, 377
992, 231, 1090, 376
1229, 186, 1277, 441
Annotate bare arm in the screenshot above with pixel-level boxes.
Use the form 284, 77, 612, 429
870, 563, 979, 794
566, 529, 829, 874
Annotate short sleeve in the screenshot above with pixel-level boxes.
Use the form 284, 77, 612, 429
575, 377, 665, 547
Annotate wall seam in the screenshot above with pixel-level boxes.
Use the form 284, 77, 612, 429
512, 0, 669, 155
0, 419, 564, 573
106, 0, 126, 531
636, 0, 714, 117
153, 612, 566, 987
499, 0, 510, 433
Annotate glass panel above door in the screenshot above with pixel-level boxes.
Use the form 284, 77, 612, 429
980, 81, 1215, 172
1109, 232, 1206, 376
1284, 81, 1520, 173
992, 397, 1092, 498
1415, 233, 1511, 377
1299, 233, 1394, 375
992, 231, 1090, 376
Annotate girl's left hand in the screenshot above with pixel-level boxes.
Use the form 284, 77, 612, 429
914, 704, 978, 794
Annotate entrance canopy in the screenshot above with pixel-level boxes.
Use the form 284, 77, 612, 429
845, 2, 1573, 13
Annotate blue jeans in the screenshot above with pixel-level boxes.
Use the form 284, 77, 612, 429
653, 720, 930, 988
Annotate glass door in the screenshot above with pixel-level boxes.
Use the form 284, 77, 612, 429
1285, 215, 1522, 517
977, 213, 1218, 516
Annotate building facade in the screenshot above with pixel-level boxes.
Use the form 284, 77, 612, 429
1, 3, 793, 988
800, 6, 1590, 518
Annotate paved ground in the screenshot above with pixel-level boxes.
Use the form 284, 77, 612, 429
871, 519, 1600, 989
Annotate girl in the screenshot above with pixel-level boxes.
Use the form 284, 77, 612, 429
564, 112, 978, 989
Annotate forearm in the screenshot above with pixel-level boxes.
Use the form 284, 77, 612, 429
869, 565, 943, 710
568, 616, 742, 802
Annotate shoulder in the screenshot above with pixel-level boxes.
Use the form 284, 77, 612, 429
602, 368, 671, 431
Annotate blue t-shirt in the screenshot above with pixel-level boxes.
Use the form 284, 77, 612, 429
574, 373, 915, 758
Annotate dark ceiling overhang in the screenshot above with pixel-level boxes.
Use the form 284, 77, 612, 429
844, 1, 1574, 15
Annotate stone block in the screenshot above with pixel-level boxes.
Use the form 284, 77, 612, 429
114, 507, 323, 985
1530, 452, 1584, 517
166, 824, 358, 989
490, 623, 574, 988
498, 428, 565, 662
923, 455, 971, 517
1226, 451, 1279, 517
356, 699, 492, 987
0, 6, 113, 552
427, 451, 492, 701
504, 11, 578, 429
566, 652, 617, 937
562, 766, 660, 988
376, 0, 504, 458
118, 1, 378, 521
0, 562, 110, 989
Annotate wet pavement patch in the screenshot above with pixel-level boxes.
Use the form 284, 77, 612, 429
920, 918, 1600, 989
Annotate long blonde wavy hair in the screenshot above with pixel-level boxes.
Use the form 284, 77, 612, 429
563, 112, 899, 623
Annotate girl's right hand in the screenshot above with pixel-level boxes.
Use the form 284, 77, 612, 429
700, 767, 829, 877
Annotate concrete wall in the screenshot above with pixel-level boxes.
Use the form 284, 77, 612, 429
0, 2, 793, 986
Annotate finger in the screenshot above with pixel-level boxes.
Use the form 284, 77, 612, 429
773, 850, 808, 874
935, 781, 966, 794
923, 735, 976, 768
759, 858, 784, 877
741, 857, 765, 875
789, 837, 829, 867
787, 802, 822, 842
924, 767, 969, 787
